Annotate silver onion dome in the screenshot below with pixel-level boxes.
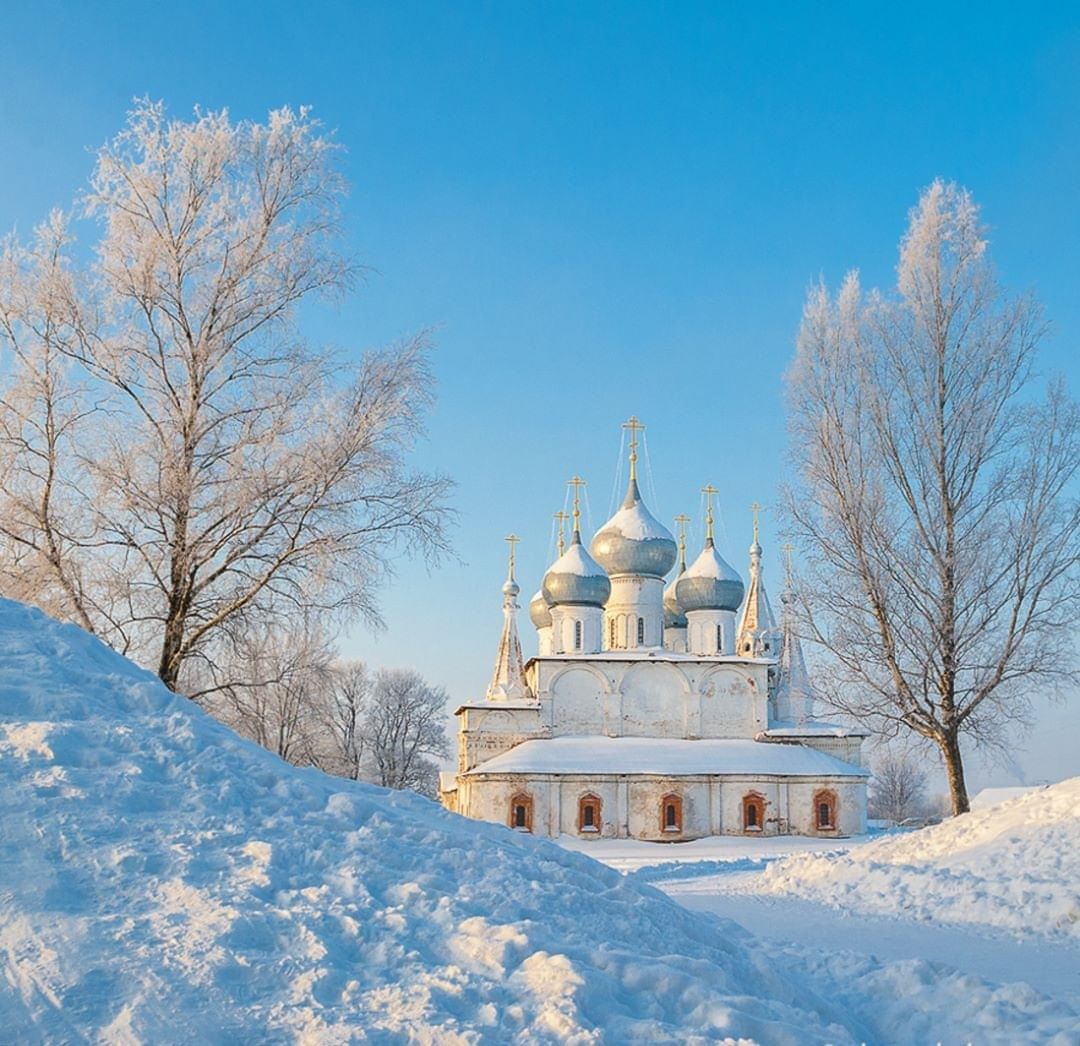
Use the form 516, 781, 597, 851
663, 574, 687, 628
590, 478, 678, 579
677, 541, 745, 613
529, 588, 553, 629
542, 533, 611, 607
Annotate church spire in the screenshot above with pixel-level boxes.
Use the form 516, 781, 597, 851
486, 534, 530, 701
773, 543, 815, 724
737, 503, 777, 658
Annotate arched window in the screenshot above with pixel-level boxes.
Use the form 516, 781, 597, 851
814, 789, 837, 831
637, 617, 645, 645
742, 792, 765, 833
574, 620, 583, 651
717, 624, 724, 653
609, 617, 617, 648
509, 793, 533, 832
578, 794, 602, 834
660, 793, 683, 834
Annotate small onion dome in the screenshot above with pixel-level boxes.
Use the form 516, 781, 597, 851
529, 588, 553, 629
503, 575, 520, 599
542, 534, 611, 607
677, 541, 745, 613
590, 478, 678, 579
663, 573, 687, 628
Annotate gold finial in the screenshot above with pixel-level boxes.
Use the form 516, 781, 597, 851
567, 476, 587, 537
751, 502, 764, 544
701, 484, 719, 544
674, 513, 690, 564
782, 543, 795, 587
504, 533, 519, 578
553, 511, 569, 557
622, 415, 645, 482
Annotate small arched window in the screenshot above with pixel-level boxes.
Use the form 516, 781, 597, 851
637, 617, 645, 645
742, 792, 765, 833
661, 793, 683, 834
574, 619, 583, 650
509, 793, 533, 832
814, 789, 837, 831
609, 617, 617, 648
717, 624, 724, 653
578, 794, 602, 834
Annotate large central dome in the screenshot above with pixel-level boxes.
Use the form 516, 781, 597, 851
591, 478, 678, 579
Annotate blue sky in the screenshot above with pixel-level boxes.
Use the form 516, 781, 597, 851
1, 3, 1078, 789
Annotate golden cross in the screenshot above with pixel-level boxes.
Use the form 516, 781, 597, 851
567, 476, 587, 534
750, 501, 764, 543
781, 542, 795, 587
674, 513, 690, 558
701, 484, 719, 543
622, 415, 645, 481
504, 533, 519, 576
553, 511, 569, 557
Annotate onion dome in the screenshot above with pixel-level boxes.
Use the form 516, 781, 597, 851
542, 532, 611, 607
677, 539, 745, 613
529, 589, 553, 629
590, 478, 677, 579
663, 576, 687, 628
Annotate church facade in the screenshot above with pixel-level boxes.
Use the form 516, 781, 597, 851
439, 420, 868, 841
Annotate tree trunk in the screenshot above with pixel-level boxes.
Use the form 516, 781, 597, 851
937, 729, 970, 815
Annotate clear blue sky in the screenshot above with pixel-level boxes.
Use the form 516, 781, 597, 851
1, 3, 1078, 790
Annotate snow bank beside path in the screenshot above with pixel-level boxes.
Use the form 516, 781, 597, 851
0, 598, 1074, 1043
756, 780, 1080, 940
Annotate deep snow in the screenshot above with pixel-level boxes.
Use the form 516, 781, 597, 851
0, 598, 1075, 1042
750, 779, 1080, 940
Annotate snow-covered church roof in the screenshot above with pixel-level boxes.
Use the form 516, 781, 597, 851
467, 736, 868, 777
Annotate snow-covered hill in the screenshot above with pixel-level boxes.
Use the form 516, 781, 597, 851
757, 780, 1080, 939
0, 598, 1074, 1042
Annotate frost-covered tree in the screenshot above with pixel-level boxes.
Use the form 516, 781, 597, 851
320, 660, 370, 781
0, 101, 452, 690
868, 749, 928, 824
205, 624, 335, 766
786, 180, 1080, 815
362, 668, 450, 796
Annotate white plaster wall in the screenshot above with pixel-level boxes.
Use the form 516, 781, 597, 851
550, 605, 603, 654
663, 625, 687, 653
626, 778, 710, 841
604, 576, 664, 650
686, 609, 737, 655
786, 779, 866, 836
718, 777, 783, 836
699, 667, 766, 738
458, 705, 543, 772
546, 665, 610, 735
531, 656, 771, 742
459, 773, 866, 839
619, 662, 690, 737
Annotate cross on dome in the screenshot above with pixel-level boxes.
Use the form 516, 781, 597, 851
701, 484, 720, 545
621, 415, 645, 481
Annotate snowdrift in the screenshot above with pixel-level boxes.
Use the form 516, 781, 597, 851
758, 780, 1080, 939
0, 599, 1074, 1043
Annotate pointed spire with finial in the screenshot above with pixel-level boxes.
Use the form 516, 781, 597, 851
736, 502, 777, 657
487, 534, 530, 701
773, 543, 815, 724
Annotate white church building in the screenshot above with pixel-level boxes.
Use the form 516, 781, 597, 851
439, 419, 868, 841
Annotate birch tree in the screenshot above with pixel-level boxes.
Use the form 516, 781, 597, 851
786, 180, 1080, 814
0, 101, 452, 690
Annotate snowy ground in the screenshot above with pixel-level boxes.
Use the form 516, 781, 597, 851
560, 790, 1080, 1021
1, 597, 1077, 1043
